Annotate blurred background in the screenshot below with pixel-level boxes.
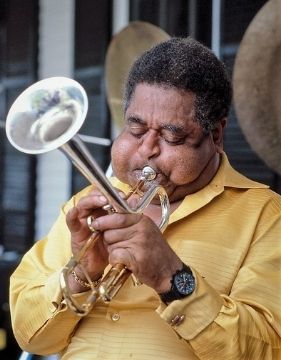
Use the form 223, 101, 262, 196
0, 0, 279, 359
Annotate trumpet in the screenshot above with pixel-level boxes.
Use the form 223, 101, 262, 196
5, 77, 170, 316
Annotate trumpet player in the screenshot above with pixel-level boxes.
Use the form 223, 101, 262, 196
10, 37, 281, 359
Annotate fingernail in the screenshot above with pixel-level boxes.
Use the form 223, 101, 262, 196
118, 191, 126, 198
99, 195, 108, 204
92, 219, 99, 229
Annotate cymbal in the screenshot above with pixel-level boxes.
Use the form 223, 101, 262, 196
105, 21, 170, 134
233, 0, 281, 175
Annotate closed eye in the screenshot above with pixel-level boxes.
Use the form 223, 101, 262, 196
161, 126, 187, 145
127, 116, 148, 138
163, 136, 186, 145
127, 124, 148, 140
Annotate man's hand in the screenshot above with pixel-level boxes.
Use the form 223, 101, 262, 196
91, 212, 182, 294
65, 189, 110, 292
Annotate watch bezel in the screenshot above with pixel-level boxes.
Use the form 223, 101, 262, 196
159, 263, 195, 304
173, 267, 196, 295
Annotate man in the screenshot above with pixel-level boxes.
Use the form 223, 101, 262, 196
10, 38, 281, 359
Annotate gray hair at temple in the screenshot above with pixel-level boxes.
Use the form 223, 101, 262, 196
123, 37, 232, 132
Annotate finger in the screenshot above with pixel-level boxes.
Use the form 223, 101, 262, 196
76, 194, 109, 218
126, 195, 139, 208
108, 247, 133, 270
66, 207, 92, 239
88, 188, 107, 198
66, 207, 81, 232
91, 213, 143, 232
89, 188, 126, 199
103, 227, 138, 245
118, 191, 126, 199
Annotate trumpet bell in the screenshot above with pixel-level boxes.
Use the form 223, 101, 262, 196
6, 77, 88, 154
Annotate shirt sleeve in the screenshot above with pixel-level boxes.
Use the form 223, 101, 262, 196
157, 211, 281, 359
9, 192, 88, 356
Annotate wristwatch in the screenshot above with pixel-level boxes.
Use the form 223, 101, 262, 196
159, 263, 195, 304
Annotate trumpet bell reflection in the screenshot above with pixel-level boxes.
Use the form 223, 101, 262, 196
6, 77, 88, 154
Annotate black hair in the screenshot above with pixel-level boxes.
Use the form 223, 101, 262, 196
124, 37, 232, 131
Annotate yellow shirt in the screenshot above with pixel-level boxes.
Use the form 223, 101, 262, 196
10, 154, 281, 359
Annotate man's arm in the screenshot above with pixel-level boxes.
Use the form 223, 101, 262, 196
158, 212, 281, 359
9, 197, 82, 355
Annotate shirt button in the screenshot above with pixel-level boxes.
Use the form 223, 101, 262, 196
111, 312, 120, 321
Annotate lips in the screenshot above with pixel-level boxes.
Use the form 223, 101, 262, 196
132, 167, 168, 187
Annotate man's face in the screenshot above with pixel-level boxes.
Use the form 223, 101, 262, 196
111, 83, 224, 203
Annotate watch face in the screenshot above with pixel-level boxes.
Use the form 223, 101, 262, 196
174, 271, 195, 295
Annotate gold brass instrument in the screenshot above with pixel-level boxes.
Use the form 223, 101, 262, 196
5, 77, 170, 316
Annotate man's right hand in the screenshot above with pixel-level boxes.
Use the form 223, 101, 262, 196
65, 188, 110, 292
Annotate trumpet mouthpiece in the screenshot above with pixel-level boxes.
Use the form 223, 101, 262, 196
141, 166, 156, 181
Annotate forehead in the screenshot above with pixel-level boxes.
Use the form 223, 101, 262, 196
126, 83, 196, 126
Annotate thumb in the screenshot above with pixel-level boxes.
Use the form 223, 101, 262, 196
66, 207, 82, 232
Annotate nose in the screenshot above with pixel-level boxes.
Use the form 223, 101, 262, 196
138, 130, 160, 159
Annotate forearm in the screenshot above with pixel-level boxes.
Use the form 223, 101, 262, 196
157, 268, 281, 359
10, 269, 81, 355
9, 189, 97, 355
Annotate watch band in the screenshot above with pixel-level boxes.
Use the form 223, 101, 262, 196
159, 263, 195, 304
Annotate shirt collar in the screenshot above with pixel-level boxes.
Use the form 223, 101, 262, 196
110, 152, 268, 224
215, 152, 268, 190
168, 152, 268, 223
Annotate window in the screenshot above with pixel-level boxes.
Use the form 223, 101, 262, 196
0, 0, 38, 255
73, 0, 112, 192
0, 1, 38, 358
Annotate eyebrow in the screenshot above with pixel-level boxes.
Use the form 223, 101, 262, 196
126, 115, 187, 135
162, 124, 186, 134
127, 116, 146, 125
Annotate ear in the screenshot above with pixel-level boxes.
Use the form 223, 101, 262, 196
211, 118, 227, 153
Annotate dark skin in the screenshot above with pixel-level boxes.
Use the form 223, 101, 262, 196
66, 83, 226, 294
